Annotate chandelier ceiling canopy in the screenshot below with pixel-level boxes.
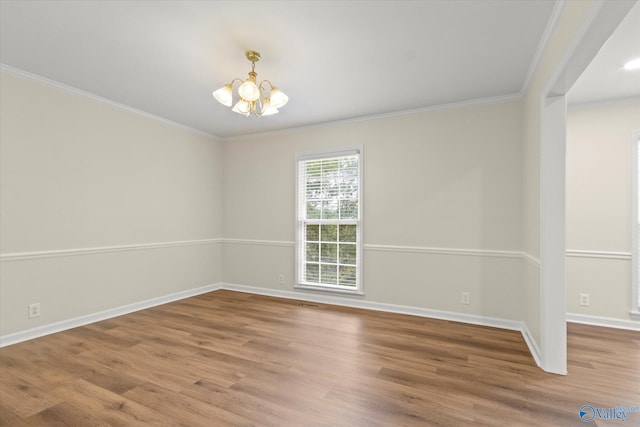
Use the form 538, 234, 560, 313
213, 50, 289, 117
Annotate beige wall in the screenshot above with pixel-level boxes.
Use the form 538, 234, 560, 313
566, 101, 640, 320
0, 71, 223, 336
1, 69, 525, 338
222, 100, 525, 320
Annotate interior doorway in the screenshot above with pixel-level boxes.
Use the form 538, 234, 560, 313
538, 0, 637, 374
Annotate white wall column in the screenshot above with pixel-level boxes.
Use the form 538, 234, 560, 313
540, 95, 567, 374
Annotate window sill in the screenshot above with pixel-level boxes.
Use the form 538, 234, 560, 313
294, 284, 364, 297
630, 311, 640, 321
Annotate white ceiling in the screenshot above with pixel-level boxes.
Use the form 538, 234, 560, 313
0, 1, 636, 139
568, 1, 640, 105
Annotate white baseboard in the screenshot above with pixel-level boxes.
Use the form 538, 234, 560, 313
520, 323, 542, 368
0, 283, 222, 347
221, 282, 524, 330
567, 313, 640, 331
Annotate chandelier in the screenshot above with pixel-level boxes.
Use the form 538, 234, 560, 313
212, 50, 289, 117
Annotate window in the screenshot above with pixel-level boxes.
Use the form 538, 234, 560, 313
296, 147, 363, 294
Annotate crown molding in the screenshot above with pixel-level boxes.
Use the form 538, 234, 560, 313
0, 64, 220, 141
520, 0, 567, 95
2, 63, 523, 143
220, 93, 522, 142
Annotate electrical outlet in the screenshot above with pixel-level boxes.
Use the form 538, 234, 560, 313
278, 274, 285, 285
579, 293, 590, 307
461, 292, 470, 305
28, 303, 41, 319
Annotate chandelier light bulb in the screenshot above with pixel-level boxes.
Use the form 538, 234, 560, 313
238, 80, 260, 102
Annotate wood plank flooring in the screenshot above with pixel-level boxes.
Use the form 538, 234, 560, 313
1, 290, 638, 426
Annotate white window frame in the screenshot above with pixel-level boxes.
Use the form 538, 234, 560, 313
295, 146, 364, 295
631, 130, 640, 318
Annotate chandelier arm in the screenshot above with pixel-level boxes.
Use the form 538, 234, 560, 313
254, 87, 265, 117
229, 77, 244, 86
256, 81, 272, 116
251, 97, 262, 117
258, 80, 270, 96
260, 80, 274, 91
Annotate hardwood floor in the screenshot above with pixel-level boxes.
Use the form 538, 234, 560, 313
1, 290, 638, 426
